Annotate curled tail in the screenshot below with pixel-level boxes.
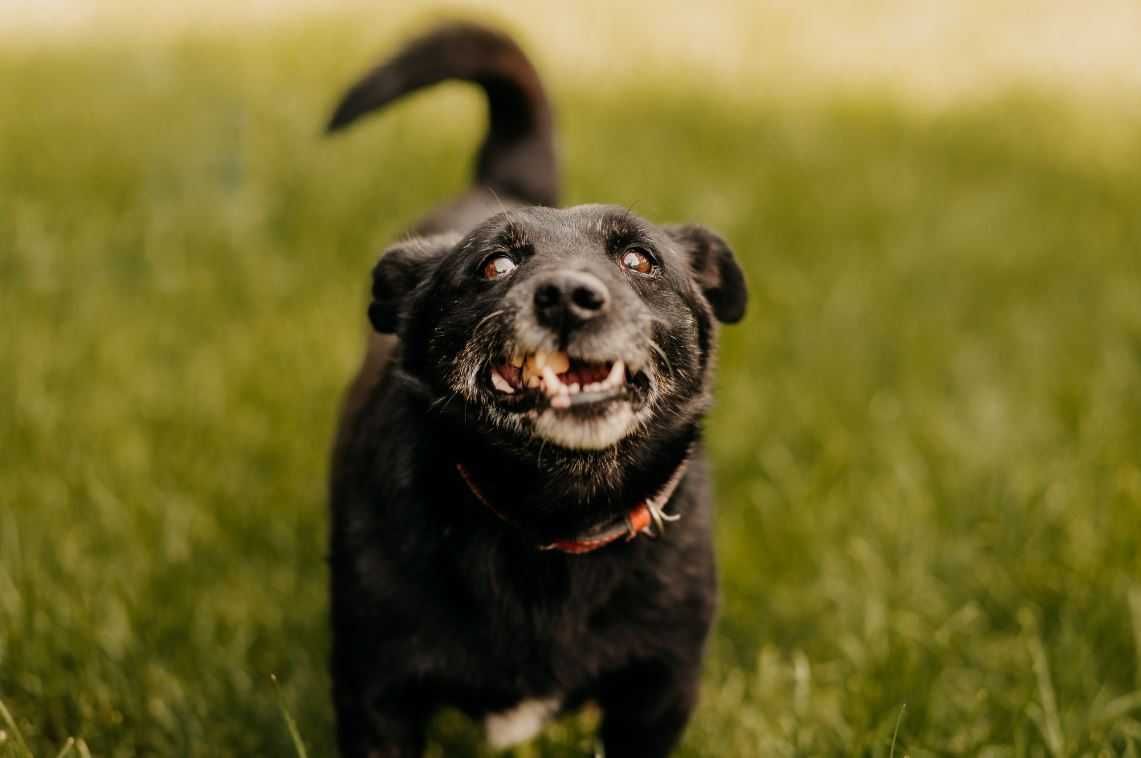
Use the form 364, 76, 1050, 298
326, 22, 559, 208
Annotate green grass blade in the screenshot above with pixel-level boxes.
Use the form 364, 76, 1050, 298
271, 675, 309, 758
888, 703, 907, 758
0, 698, 32, 758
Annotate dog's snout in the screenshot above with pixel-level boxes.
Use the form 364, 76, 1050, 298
533, 271, 609, 330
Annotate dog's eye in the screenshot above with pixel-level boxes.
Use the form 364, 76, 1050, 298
620, 248, 655, 275
481, 254, 518, 280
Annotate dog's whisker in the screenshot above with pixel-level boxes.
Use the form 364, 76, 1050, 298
429, 391, 461, 413
473, 309, 508, 337
647, 339, 674, 381
486, 187, 517, 226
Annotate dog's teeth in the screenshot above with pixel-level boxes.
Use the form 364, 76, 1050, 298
548, 352, 570, 373
528, 351, 570, 374
568, 383, 580, 394
491, 367, 516, 394
584, 382, 599, 393
550, 394, 571, 409
522, 355, 545, 386
541, 367, 563, 397
605, 360, 625, 388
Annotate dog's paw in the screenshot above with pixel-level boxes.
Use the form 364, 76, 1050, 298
484, 696, 561, 749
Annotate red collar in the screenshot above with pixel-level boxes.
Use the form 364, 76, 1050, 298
455, 454, 689, 555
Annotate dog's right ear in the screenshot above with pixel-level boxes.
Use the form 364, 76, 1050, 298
368, 234, 458, 333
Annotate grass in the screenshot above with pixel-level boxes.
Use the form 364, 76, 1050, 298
3, 15, 1141, 758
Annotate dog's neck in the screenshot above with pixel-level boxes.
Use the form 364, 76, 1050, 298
456, 444, 690, 554
430, 408, 699, 543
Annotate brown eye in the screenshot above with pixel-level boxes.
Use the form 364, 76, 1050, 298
481, 254, 517, 280
620, 248, 655, 275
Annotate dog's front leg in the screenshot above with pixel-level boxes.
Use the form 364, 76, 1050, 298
597, 659, 701, 758
333, 679, 429, 758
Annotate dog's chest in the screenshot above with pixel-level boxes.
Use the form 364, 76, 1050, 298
431, 569, 642, 695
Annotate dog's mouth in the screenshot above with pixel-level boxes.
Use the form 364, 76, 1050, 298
487, 350, 647, 413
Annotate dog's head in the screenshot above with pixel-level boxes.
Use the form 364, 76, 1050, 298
371, 204, 746, 461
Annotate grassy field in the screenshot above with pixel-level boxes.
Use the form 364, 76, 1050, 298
3, 15, 1141, 758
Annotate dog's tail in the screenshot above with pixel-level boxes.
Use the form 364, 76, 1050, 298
326, 22, 559, 207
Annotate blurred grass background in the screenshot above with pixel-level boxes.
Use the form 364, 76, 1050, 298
3, 2, 1141, 756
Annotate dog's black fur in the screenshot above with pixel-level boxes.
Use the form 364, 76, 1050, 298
326, 23, 747, 757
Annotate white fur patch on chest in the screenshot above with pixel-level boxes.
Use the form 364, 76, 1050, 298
485, 696, 562, 749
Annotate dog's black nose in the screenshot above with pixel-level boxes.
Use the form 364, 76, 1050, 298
533, 271, 609, 330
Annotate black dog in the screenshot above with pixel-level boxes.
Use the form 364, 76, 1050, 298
326, 23, 747, 757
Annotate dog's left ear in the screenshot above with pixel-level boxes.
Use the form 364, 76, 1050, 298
368, 234, 458, 333
666, 225, 748, 324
